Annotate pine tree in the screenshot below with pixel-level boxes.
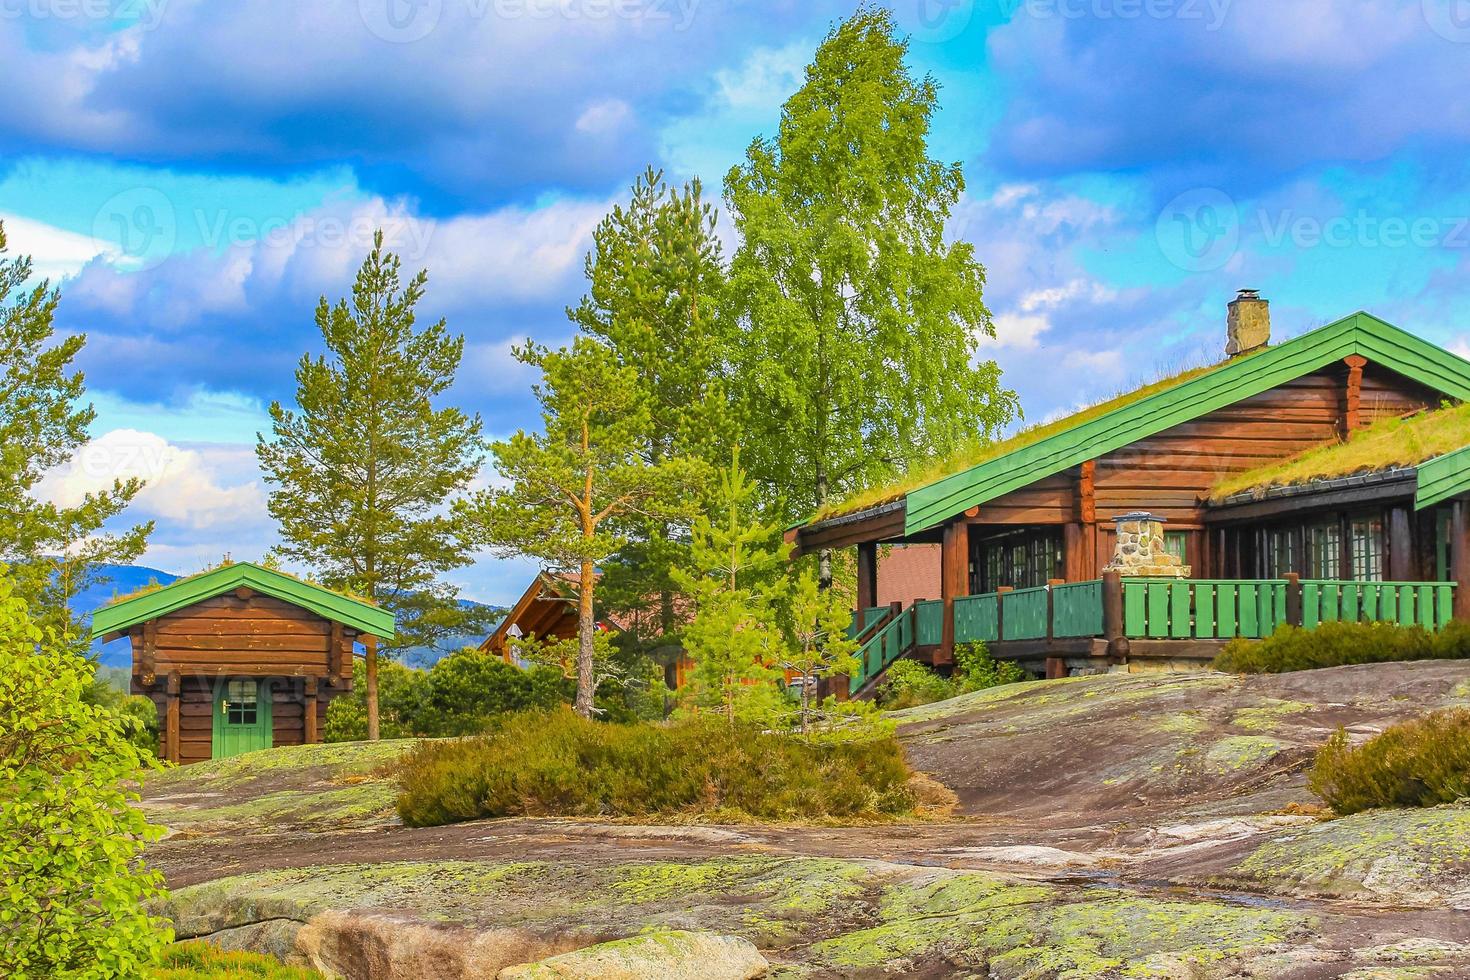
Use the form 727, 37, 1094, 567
256, 231, 485, 739
0, 222, 150, 652
570, 167, 730, 655
463, 337, 701, 717
724, 6, 1019, 585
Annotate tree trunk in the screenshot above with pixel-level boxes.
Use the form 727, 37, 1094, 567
816, 461, 832, 590
365, 633, 380, 741
574, 559, 597, 718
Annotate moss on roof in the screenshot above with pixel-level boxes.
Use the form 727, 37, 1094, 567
1210, 401, 1470, 501
811, 359, 1225, 523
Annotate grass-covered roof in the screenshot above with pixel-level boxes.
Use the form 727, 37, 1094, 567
1211, 402, 1470, 502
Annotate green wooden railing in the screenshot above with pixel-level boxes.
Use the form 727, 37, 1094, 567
1052, 580, 1104, 637
1001, 586, 1050, 640
1301, 580, 1454, 630
954, 593, 999, 643
1123, 578, 1288, 640
847, 605, 894, 639
850, 606, 914, 695
914, 599, 945, 647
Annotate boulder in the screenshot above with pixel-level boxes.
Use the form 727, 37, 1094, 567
497, 931, 768, 980
297, 911, 577, 980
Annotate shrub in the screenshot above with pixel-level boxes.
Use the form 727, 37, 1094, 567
393, 709, 915, 826
0, 569, 171, 977
877, 659, 955, 709
149, 941, 323, 978
953, 641, 1028, 692
1309, 709, 1470, 815
1213, 620, 1470, 674
324, 651, 571, 740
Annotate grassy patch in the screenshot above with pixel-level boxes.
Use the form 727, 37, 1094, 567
148, 942, 321, 979
393, 709, 916, 826
1213, 621, 1470, 674
1310, 709, 1470, 815
146, 740, 415, 791
1211, 402, 1470, 500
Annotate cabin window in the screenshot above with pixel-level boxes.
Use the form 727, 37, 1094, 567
1163, 532, 1188, 564
1350, 516, 1384, 581
1305, 521, 1341, 579
974, 528, 1063, 593
224, 679, 259, 726
1264, 527, 1297, 578
1436, 508, 1453, 582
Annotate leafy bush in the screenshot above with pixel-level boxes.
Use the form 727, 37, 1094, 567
85, 670, 160, 757
148, 941, 322, 978
1213, 620, 1470, 674
393, 709, 915, 826
1309, 709, 1470, 815
0, 569, 171, 977
324, 650, 571, 740
877, 642, 1029, 709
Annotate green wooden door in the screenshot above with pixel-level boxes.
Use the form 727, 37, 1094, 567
212, 679, 273, 759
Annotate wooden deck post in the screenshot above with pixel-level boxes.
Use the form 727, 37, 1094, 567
856, 542, 878, 614
995, 586, 1013, 643
1453, 499, 1470, 622
1388, 506, 1415, 582
938, 521, 967, 667
304, 677, 320, 744
1284, 573, 1303, 627
1046, 578, 1064, 642
1101, 571, 1129, 660
165, 671, 181, 764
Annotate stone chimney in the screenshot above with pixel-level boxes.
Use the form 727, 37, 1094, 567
1225, 289, 1270, 357
1104, 512, 1190, 578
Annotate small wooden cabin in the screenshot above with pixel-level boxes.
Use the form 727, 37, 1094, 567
790, 299, 1470, 694
91, 563, 395, 764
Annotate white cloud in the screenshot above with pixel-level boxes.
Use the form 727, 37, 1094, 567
574, 99, 632, 135
1, 212, 117, 282
985, 312, 1050, 351
37, 428, 266, 531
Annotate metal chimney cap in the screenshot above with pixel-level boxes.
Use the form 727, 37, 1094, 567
1234, 288, 1262, 301
1111, 512, 1167, 524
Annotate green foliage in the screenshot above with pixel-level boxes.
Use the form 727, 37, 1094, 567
0, 568, 171, 977
1213, 620, 1470, 674
723, 7, 1018, 543
256, 230, 487, 655
777, 567, 860, 734
878, 643, 1028, 710
0, 223, 150, 653
393, 709, 915, 826
462, 336, 702, 716
323, 651, 570, 740
84, 677, 160, 758
148, 942, 322, 979
1310, 710, 1470, 815
953, 642, 1028, 691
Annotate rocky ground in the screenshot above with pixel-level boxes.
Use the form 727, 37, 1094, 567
143, 661, 1470, 979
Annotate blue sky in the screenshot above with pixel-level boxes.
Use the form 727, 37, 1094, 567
11, 0, 1470, 604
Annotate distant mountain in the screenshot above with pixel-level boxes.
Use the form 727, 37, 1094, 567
75, 564, 504, 669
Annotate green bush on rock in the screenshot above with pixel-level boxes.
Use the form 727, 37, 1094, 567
1310, 709, 1470, 815
878, 641, 1028, 709
1214, 620, 1470, 674
0, 568, 171, 977
393, 709, 916, 825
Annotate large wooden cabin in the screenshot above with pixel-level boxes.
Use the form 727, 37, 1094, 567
791, 298, 1470, 695
91, 563, 394, 764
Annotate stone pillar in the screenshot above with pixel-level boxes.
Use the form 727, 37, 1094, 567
1104, 512, 1190, 578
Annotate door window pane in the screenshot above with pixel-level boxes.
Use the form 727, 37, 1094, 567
225, 680, 258, 725
1265, 527, 1297, 577
1350, 517, 1383, 581
1306, 522, 1341, 579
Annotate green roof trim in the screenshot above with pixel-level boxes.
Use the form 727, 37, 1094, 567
1417, 444, 1470, 511
904, 312, 1470, 534
89, 562, 396, 640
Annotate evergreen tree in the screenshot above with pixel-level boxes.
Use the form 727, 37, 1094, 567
463, 337, 701, 717
724, 6, 1018, 585
0, 222, 150, 652
570, 168, 730, 654
256, 232, 485, 740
